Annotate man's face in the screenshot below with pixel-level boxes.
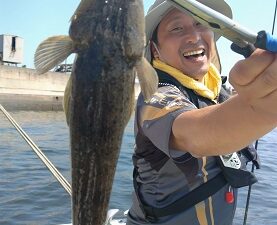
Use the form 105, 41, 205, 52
153, 8, 215, 80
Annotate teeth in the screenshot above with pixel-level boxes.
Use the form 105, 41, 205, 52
183, 49, 204, 57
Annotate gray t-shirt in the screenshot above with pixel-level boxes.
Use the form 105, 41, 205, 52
127, 85, 237, 225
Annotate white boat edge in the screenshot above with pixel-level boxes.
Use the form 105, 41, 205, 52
59, 209, 128, 225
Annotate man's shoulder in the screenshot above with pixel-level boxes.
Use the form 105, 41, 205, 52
138, 84, 194, 110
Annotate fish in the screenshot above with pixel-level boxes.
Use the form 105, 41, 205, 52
34, 0, 158, 225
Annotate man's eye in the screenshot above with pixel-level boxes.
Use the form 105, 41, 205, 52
171, 27, 183, 31
196, 22, 204, 27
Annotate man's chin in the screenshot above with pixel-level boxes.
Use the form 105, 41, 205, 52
181, 67, 210, 80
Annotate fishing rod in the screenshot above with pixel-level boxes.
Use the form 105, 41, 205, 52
0, 104, 125, 225
272, 0, 277, 35
0, 104, 72, 196
242, 2, 277, 224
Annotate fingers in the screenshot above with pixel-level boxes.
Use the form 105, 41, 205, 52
248, 88, 277, 116
231, 54, 277, 101
229, 49, 275, 86
229, 49, 277, 116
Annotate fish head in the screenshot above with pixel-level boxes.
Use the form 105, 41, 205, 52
69, 0, 146, 60
69, 0, 97, 50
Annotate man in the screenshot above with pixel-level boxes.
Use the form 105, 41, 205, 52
127, 0, 277, 224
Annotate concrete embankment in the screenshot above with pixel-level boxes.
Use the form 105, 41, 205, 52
0, 65, 141, 111
0, 65, 69, 111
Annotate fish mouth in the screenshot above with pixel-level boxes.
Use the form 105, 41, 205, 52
182, 48, 205, 59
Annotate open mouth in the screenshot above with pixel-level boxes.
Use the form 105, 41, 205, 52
183, 49, 205, 59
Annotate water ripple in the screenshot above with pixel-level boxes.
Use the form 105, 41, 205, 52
0, 111, 277, 224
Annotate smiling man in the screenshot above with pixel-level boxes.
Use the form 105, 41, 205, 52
151, 8, 214, 80
127, 0, 277, 225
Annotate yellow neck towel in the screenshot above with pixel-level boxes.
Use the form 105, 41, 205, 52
153, 59, 222, 102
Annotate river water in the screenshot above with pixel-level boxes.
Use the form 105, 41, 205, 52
0, 110, 276, 225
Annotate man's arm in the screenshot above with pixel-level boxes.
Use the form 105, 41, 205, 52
170, 49, 277, 157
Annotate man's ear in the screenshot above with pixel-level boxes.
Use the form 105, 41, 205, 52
150, 41, 159, 59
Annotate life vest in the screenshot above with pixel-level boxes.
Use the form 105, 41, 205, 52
133, 69, 260, 221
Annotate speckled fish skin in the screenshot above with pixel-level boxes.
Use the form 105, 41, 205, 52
69, 0, 144, 225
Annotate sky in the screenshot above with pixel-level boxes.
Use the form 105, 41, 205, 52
1, 0, 276, 81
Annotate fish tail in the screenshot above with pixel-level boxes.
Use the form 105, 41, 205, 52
34, 35, 74, 74
136, 57, 158, 102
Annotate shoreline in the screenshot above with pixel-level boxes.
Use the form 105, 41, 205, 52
0, 65, 68, 111
0, 65, 141, 111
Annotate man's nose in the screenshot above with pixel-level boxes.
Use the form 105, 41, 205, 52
183, 29, 201, 44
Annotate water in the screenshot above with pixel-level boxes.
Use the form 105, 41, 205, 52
0, 110, 276, 225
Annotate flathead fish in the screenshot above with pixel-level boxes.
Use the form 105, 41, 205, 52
34, 0, 158, 225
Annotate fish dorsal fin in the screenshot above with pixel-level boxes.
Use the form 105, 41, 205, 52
136, 57, 158, 102
34, 35, 74, 74
71, 0, 94, 21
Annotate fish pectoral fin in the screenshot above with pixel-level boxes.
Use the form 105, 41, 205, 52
34, 35, 74, 74
136, 57, 158, 102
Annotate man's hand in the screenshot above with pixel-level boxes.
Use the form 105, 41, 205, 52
229, 49, 277, 116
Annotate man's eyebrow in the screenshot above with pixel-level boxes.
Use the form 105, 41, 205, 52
164, 15, 183, 24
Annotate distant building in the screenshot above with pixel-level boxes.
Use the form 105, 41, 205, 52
0, 34, 24, 66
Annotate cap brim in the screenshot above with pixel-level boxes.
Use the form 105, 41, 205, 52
145, 0, 232, 43
145, 1, 174, 44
